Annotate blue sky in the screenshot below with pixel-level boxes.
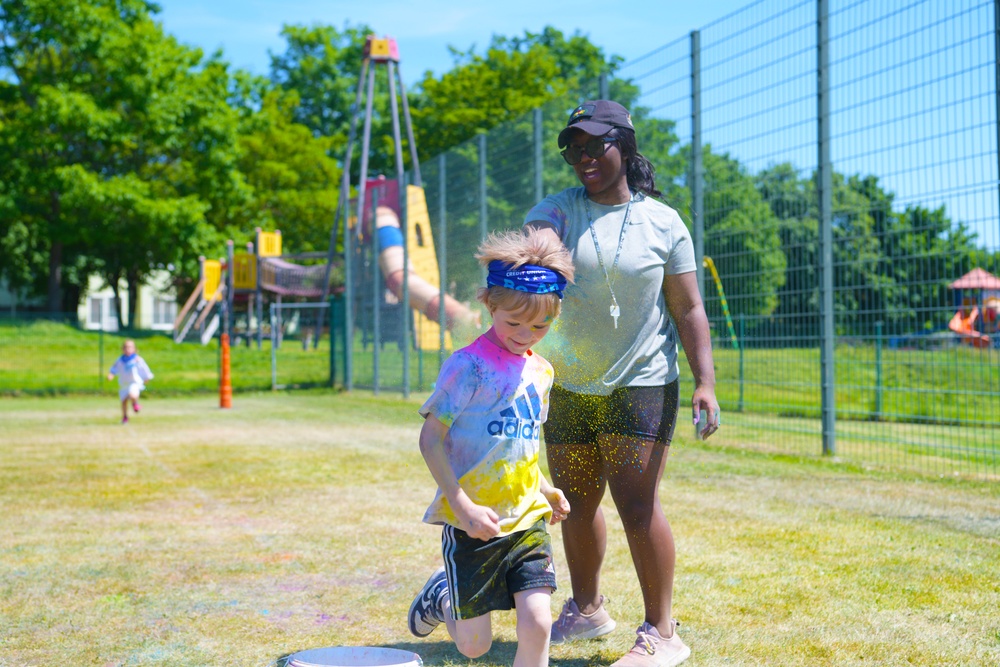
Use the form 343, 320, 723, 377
153, 1, 999, 250
155, 0, 752, 85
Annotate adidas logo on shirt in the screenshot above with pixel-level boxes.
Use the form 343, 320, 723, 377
487, 384, 542, 440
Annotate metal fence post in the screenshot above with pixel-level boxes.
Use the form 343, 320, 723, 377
329, 294, 336, 387
691, 30, 705, 295
479, 133, 488, 282
534, 108, 544, 204
329, 293, 347, 388
98, 323, 104, 389
817, 0, 836, 455
372, 189, 381, 396
995, 0, 1000, 222
270, 302, 277, 391
738, 314, 745, 413
438, 153, 447, 369
343, 208, 354, 392
874, 320, 884, 421
401, 171, 410, 399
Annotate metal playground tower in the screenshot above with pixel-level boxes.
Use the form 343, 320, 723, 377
324, 36, 478, 394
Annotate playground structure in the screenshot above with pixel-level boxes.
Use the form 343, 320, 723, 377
173, 35, 480, 371
173, 253, 225, 346
326, 34, 485, 392
172, 229, 330, 348
947, 268, 1000, 349
351, 177, 479, 351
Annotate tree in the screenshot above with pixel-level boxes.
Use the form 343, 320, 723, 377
232, 83, 340, 253
410, 28, 650, 300
410, 36, 567, 160
59, 167, 207, 329
0, 83, 44, 300
756, 165, 986, 338
847, 174, 981, 334
267, 22, 400, 182
699, 148, 786, 323
0, 0, 131, 310
269, 23, 373, 140
755, 163, 821, 340
411, 27, 635, 163
0, 0, 247, 321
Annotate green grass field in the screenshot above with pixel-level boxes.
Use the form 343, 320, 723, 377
1, 392, 998, 666
4, 318, 997, 479
4, 319, 999, 421
0, 319, 448, 395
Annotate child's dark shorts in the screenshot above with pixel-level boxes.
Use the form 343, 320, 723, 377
440, 518, 557, 620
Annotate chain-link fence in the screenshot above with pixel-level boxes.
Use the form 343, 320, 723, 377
3, 0, 997, 478
344, 0, 999, 478
615, 0, 999, 477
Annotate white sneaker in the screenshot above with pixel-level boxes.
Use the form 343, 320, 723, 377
407, 567, 448, 637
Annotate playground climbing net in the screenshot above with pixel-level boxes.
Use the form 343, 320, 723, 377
259, 257, 329, 299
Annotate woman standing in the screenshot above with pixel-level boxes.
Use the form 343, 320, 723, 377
524, 100, 720, 667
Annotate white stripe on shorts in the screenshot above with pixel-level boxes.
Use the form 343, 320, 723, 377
442, 524, 460, 620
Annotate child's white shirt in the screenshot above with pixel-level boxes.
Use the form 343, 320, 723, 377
109, 354, 154, 390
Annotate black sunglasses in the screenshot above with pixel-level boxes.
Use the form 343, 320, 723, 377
561, 136, 619, 165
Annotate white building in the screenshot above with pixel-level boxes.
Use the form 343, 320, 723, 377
77, 270, 178, 331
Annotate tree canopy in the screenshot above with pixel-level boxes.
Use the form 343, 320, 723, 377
1, 1, 994, 337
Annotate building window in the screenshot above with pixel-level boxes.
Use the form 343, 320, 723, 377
87, 296, 118, 330
89, 297, 102, 325
153, 297, 177, 327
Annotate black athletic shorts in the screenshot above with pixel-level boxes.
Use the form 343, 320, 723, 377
543, 381, 680, 445
441, 518, 557, 620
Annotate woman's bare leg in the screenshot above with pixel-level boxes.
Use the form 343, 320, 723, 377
602, 435, 676, 637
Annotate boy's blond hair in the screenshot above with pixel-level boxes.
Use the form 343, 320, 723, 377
475, 227, 575, 321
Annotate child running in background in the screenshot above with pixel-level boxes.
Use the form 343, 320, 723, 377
407, 228, 575, 667
107, 339, 153, 424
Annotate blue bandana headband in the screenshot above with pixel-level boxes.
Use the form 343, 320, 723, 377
487, 260, 567, 298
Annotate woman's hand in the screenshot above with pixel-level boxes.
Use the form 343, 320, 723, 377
692, 385, 721, 439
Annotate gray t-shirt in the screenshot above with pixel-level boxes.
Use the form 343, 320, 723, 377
525, 187, 696, 396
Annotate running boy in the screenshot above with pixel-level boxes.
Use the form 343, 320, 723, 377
107, 339, 154, 424
407, 228, 575, 667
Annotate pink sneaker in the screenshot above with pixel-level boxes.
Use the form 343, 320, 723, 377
611, 621, 690, 667
121, 416, 129, 424
133, 402, 141, 413
551, 596, 616, 644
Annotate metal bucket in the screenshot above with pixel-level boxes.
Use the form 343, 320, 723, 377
286, 647, 423, 667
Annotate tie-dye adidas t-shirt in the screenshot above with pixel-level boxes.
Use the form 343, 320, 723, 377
419, 333, 554, 537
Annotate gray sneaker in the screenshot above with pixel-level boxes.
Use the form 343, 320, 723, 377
550, 596, 617, 644
610, 621, 690, 667
408, 567, 448, 637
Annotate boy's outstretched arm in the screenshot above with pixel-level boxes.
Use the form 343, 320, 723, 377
538, 474, 570, 525
419, 415, 500, 541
